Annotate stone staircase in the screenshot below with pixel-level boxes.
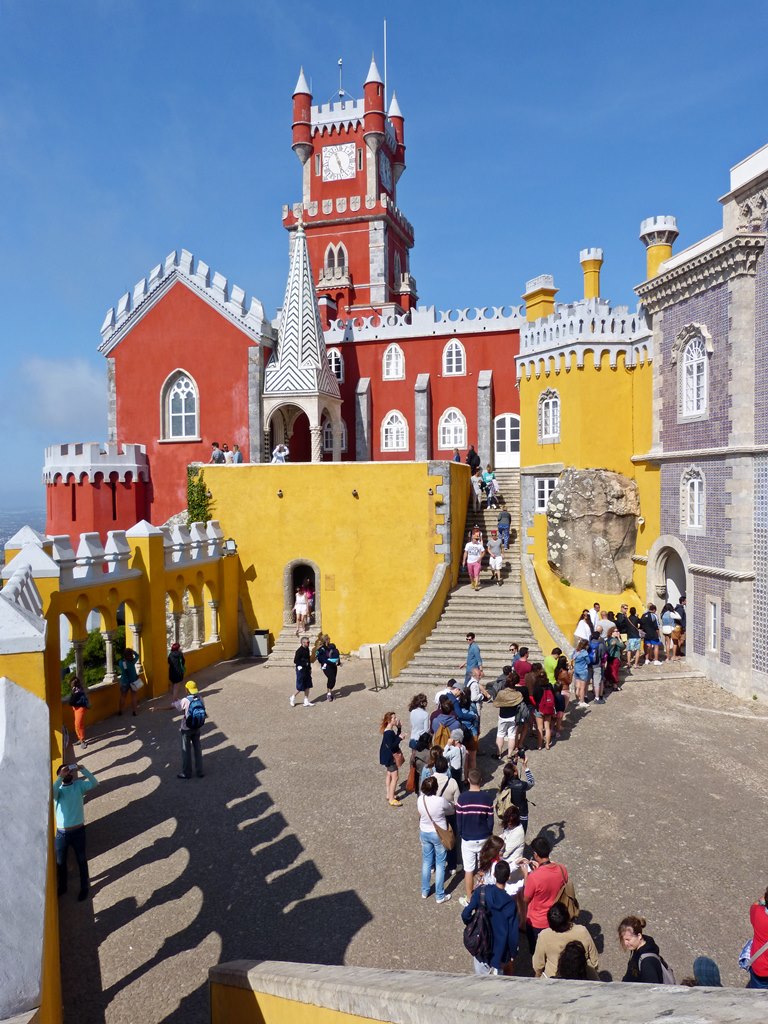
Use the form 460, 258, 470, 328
392, 467, 543, 687
266, 623, 322, 668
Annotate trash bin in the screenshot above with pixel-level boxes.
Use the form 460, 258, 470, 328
252, 630, 270, 658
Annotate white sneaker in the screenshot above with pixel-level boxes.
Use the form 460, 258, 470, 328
458, 895, 469, 907
436, 893, 452, 905
303, 699, 313, 707
289, 694, 296, 707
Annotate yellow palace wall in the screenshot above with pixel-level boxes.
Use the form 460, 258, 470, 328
204, 461, 468, 654
519, 350, 659, 636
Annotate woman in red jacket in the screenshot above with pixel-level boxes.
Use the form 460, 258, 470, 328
747, 887, 768, 989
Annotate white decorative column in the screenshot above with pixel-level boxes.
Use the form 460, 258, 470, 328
102, 630, 117, 684
190, 607, 203, 649
128, 623, 144, 674
208, 601, 220, 643
72, 639, 86, 680
310, 425, 323, 463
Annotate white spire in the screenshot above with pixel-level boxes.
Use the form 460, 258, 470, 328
293, 66, 311, 96
365, 53, 384, 86
387, 90, 403, 118
263, 219, 340, 399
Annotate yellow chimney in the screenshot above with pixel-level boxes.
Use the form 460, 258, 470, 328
522, 274, 558, 322
639, 216, 679, 279
579, 248, 603, 300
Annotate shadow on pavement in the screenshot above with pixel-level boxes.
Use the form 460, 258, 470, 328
58, 701, 372, 1024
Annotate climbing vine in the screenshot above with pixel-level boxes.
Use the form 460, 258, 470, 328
187, 466, 213, 527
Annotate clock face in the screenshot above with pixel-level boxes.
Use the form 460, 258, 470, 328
322, 143, 356, 182
379, 153, 393, 193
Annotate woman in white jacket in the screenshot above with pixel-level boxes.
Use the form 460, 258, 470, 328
500, 804, 527, 918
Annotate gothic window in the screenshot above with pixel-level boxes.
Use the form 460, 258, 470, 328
538, 389, 560, 444
336, 243, 347, 272
443, 338, 466, 376
381, 410, 408, 451
324, 243, 347, 275
681, 467, 705, 531
393, 252, 402, 287
327, 347, 344, 383
324, 245, 336, 272
322, 417, 348, 453
438, 408, 467, 449
679, 334, 708, 418
382, 343, 405, 380
162, 371, 199, 440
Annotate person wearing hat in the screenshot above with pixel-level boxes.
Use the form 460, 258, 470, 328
487, 528, 504, 586
444, 727, 467, 784
170, 680, 206, 779
167, 641, 186, 704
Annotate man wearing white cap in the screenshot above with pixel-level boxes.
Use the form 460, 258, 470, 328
171, 679, 207, 779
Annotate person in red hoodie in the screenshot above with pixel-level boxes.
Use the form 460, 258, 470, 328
747, 887, 768, 989
520, 835, 570, 952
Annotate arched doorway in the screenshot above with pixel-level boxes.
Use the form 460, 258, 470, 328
282, 558, 321, 628
662, 549, 687, 606
268, 405, 312, 463
494, 413, 520, 468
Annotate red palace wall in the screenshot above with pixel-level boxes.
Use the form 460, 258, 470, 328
112, 282, 262, 525
46, 473, 148, 540
329, 329, 520, 460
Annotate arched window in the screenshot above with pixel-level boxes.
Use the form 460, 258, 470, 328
336, 243, 347, 272
327, 347, 344, 382
681, 467, 705, 530
324, 243, 347, 274
438, 408, 467, 449
381, 410, 408, 451
162, 371, 199, 439
324, 245, 336, 272
681, 335, 708, 417
382, 343, 405, 380
443, 338, 466, 376
322, 417, 348, 453
393, 251, 402, 286
538, 389, 560, 443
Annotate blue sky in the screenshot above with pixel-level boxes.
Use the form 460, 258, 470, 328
2, 0, 767, 509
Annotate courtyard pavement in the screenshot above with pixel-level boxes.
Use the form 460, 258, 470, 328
59, 654, 768, 1022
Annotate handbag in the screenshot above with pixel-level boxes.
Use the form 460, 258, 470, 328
555, 864, 579, 920
422, 797, 455, 850
393, 750, 405, 769
405, 761, 418, 794
129, 675, 145, 693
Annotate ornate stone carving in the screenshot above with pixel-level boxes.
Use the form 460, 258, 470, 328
738, 188, 768, 232
670, 323, 713, 365
547, 468, 640, 592
636, 235, 765, 314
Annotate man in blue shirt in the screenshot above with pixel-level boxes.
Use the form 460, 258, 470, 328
52, 761, 98, 901
461, 633, 483, 684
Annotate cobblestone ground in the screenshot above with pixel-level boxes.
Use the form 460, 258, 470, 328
59, 656, 768, 1023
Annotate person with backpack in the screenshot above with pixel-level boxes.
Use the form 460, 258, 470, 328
605, 627, 625, 690
492, 673, 524, 759
520, 835, 572, 952
533, 901, 600, 979
639, 604, 662, 665
746, 886, 768, 989
168, 641, 186, 703
588, 632, 607, 704
494, 754, 535, 833
618, 915, 675, 984
461, 859, 520, 975
316, 634, 341, 701
532, 671, 557, 749
171, 680, 207, 780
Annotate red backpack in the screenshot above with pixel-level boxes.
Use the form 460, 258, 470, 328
539, 686, 556, 716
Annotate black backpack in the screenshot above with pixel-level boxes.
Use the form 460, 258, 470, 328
463, 886, 493, 961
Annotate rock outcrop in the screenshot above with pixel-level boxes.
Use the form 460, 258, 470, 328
547, 468, 640, 592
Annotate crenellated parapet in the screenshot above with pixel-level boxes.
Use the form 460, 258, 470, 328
323, 302, 524, 344
98, 249, 276, 354
283, 195, 414, 240
43, 442, 149, 484
516, 298, 652, 380
162, 521, 225, 570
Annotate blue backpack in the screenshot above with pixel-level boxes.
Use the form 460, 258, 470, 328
185, 695, 207, 731
588, 640, 601, 666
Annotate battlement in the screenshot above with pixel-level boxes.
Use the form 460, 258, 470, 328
0, 564, 46, 653
639, 215, 679, 245
517, 298, 652, 379
43, 442, 149, 484
283, 195, 414, 239
311, 97, 365, 132
98, 249, 276, 354
324, 302, 524, 343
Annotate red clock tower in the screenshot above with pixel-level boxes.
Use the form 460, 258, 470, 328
284, 57, 417, 326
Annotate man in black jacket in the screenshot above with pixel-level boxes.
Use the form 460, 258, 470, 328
291, 637, 313, 707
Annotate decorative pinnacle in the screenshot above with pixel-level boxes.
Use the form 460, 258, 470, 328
293, 66, 311, 96
365, 53, 384, 85
579, 247, 604, 263
388, 91, 403, 118
639, 216, 679, 247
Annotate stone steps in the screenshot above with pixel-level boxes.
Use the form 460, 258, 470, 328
266, 624, 323, 668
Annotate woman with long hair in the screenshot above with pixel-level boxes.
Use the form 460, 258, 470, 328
408, 693, 431, 750
419, 744, 444, 787
416, 776, 453, 904
293, 586, 309, 635
746, 885, 768, 989
574, 609, 592, 645
554, 654, 571, 734
379, 711, 404, 807
660, 603, 676, 661
475, 835, 505, 888
572, 639, 590, 707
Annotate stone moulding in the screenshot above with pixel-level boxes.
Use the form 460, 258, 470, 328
688, 564, 755, 582
635, 233, 765, 314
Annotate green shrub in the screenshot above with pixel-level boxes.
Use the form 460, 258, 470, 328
187, 466, 214, 527
61, 624, 127, 691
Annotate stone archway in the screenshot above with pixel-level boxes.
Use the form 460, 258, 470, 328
646, 534, 691, 607
282, 557, 322, 628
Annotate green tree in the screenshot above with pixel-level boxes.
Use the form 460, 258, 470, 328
61, 625, 127, 694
